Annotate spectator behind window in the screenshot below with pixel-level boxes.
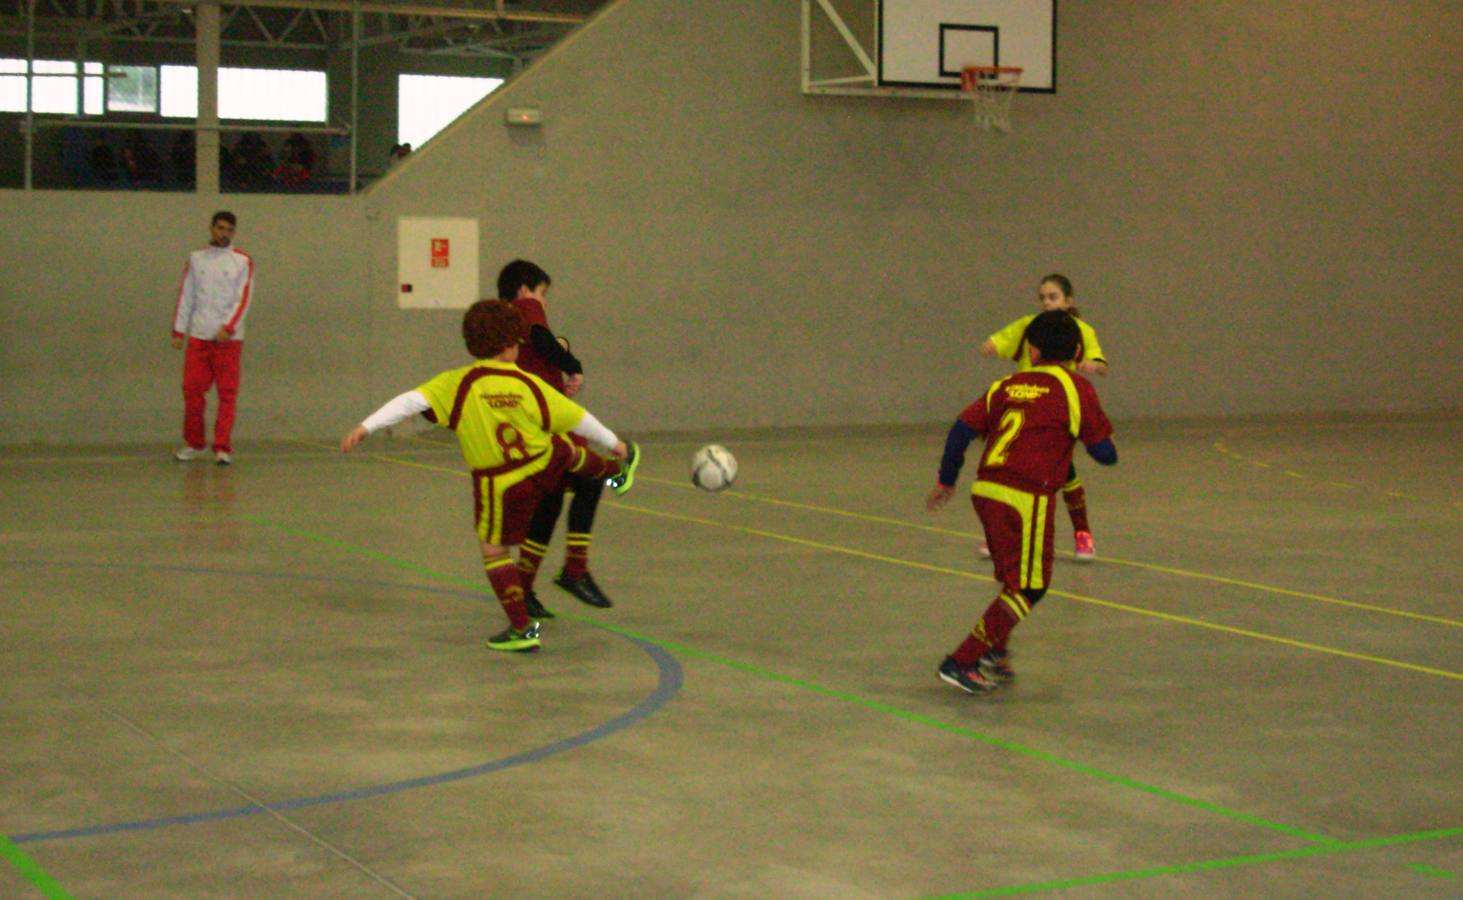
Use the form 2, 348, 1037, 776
274, 131, 316, 186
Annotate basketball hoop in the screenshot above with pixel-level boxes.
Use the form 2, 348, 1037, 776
960, 65, 1023, 134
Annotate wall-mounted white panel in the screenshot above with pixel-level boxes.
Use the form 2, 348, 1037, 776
396, 216, 479, 310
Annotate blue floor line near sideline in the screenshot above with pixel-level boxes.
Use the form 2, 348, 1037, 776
3, 560, 684, 845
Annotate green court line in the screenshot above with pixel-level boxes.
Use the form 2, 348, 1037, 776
0, 835, 71, 899
1407, 863, 1457, 878
246, 516, 1334, 846
928, 828, 1463, 898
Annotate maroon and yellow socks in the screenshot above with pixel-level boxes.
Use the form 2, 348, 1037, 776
485, 555, 530, 630
570, 448, 617, 481
516, 538, 548, 590
951, 591, 1030, 666
1062, 479, 1090, 534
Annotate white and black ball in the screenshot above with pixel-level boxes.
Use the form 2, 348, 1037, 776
690, 444, 737, 492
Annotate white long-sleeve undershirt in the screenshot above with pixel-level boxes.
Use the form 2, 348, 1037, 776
360, 390, 431, 434
359, 390, 619, 452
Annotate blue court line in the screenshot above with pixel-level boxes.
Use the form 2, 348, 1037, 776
2, 560, 683, 845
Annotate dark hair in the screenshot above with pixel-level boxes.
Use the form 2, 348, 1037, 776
211, 210, 236, 227
496, 259, 551, 300
1040, 273, 1079, 317
462, 299, 524, 359
1024, 310, 1080, 363
1040, 273, 1073, 297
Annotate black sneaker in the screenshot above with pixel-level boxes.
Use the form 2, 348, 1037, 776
553, 571, 613, 608
978, 649, 1015, 684
522, 590, 555, 620
605, 442, 640, 496
486, 621, 541, 652
938, 655, 997, 694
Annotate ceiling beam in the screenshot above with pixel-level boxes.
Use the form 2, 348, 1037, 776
147, 0, 586, 25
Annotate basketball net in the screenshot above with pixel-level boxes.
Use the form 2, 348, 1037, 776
960, 66, 1023, 134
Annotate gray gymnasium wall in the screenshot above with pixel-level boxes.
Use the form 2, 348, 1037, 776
0, 191, 371, 444
0, 0, 1459, 447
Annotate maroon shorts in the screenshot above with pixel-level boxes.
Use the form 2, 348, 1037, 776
472, 437, 579, 545
972, 481, 1056, 595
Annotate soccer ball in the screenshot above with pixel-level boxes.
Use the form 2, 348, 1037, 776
690, 444, 737, 492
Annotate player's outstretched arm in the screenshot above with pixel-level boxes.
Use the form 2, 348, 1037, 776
342, 390, 432, 453
341, 425, 369, 453
930, 418, 980, 511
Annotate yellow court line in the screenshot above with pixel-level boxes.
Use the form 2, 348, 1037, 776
324, 445, 1460, 682
294, 437, 467, 478
0, 442, 456, 467
1213, 440, 1433, 503
604, 503, 1463, 682
635, 476, 1463, 629
301, 443, 1460, 629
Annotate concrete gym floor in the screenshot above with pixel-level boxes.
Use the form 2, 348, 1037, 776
1, 415, 1459, 899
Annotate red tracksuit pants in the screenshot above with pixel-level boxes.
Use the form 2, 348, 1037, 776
181, 338, 243, 453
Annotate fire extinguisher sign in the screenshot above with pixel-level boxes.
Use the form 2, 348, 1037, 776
397, 216, 477, 309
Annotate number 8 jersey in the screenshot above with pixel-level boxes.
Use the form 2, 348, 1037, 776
960, 366, 1113, 495
417, 361, 587, 477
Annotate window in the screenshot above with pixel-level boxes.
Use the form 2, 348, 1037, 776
159, 65, 196, 119
0, 59, 24, 113
106, 65, 158, 113
3, 60, 323, 120
0, 58, 103, 114
160, 65, 327, 121
397, 74, 503, 149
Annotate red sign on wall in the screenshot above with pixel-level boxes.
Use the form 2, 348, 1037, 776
430, 238, 450, 268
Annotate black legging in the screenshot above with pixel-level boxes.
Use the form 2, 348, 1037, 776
526, 472, 604, 545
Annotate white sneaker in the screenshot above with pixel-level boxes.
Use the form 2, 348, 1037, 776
214, 451, 232, 466
174, 446, 206, 461
978, 540, 991, 558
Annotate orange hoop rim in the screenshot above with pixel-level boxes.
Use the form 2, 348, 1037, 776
960, 65, 1024, 90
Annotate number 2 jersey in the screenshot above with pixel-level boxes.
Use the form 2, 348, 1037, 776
960, 366, 1114, 494
417, 361, 587, 478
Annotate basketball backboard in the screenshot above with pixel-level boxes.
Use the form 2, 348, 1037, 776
803, 0, 1056, 98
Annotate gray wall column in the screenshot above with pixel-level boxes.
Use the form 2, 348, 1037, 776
195, 1, 220, 194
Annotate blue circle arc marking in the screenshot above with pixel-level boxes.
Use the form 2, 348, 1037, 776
3, 560, 683, 845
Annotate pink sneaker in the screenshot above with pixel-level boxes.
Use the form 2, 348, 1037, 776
978, 540, 991, 558
1074, 530, 1096, 562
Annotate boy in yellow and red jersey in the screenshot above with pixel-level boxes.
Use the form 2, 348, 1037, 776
497, 259, 619, 618
931, 310, 1117, 692
981, 273, 1108, 561
341, 300, 640, 652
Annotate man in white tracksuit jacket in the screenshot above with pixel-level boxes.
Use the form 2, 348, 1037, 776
171, 210, 255, 465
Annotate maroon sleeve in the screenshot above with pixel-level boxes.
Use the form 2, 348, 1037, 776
511, 296, 548, 328
958, 396, 989, 437
1076, 378, 1114, 446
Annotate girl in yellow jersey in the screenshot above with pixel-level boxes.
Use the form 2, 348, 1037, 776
980, 274, 1108, 561
341, 300, 640, 652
